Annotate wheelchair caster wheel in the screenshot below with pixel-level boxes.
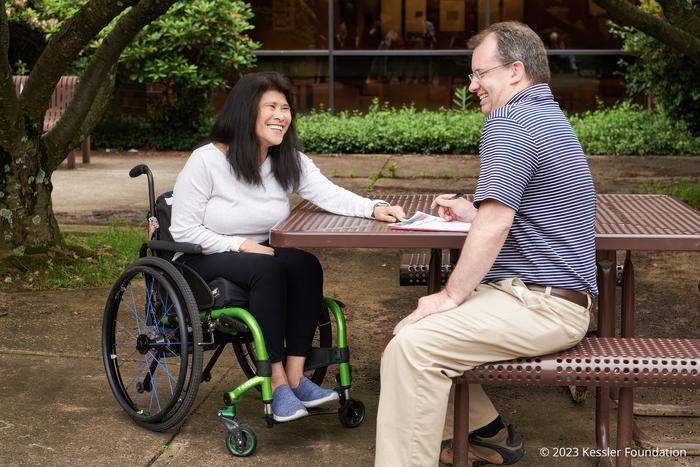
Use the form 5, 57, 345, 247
338, 398, 365, 428
226, 425, 257, 457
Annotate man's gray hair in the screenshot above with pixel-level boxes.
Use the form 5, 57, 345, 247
468, 21, 550, 84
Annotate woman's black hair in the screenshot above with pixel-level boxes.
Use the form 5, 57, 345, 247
210, 72, 302, 191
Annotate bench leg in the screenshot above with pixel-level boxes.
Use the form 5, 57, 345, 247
66, 151, 76, 169
453, 381, 470, 467
81, 136, 91, 164
428, 248, 442, 294
616, 387, 633, 467
596, 387, 614, 467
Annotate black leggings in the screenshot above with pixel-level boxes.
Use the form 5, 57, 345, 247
178, 248, 323, 362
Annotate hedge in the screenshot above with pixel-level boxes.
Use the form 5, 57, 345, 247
93, 102, 700, 155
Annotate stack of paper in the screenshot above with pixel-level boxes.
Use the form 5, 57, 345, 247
389, 211, 471, 232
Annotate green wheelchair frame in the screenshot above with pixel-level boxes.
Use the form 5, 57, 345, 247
101, 165, 365, 457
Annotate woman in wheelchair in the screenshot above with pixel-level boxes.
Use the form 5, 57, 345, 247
169, 72, 406, 422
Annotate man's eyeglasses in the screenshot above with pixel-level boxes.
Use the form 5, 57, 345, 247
468, 62, 513, 82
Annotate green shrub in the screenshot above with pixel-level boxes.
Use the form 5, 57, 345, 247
569, 103, 700, 156
297, 101, 484, 155
94, 101, 700, 155
92, 114, 211, 150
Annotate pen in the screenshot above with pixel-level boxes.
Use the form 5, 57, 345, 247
449, 192, 465, 200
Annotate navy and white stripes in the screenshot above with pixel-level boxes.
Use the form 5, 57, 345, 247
474, 83, 598, 294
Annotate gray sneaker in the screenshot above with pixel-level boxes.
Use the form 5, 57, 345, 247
271, 384, 308, 422
290, 376, 340, 408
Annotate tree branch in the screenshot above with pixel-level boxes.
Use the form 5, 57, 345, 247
0, 1, 21, 156
595, 0, 700, 66
657, 0, 700, 40
19, 0, 138, 125
45, 0, 177, 163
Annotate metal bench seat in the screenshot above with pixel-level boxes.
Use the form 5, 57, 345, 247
399, 251, 453, 286
459, 337, 699, 388
449, 337, 700, 467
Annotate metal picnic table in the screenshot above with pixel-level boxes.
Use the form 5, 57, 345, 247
270, 193, 700, 460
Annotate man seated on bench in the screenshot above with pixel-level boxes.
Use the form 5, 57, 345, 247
375, 22, 598, 467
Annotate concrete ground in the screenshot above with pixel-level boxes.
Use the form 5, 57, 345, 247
0, 151, 698, 466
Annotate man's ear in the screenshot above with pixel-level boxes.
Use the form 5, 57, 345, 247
510, 61, 527, 85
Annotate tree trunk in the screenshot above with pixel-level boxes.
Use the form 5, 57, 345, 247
0, 142, 64, 254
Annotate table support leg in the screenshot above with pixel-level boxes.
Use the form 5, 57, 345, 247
616, 251, 700, 454
596, 250, 617, 466
621, 250, 635, 338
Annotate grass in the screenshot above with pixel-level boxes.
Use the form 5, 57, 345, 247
0, 218, 144, 290
640, 177, 700, 210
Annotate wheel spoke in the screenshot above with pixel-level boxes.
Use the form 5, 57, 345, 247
124, 358, 147, 393
155, 293, 173, 329
145, 276, 157, 337
157, 352, 179, 389
116, 348, 139, 366
128, 285, 144, 334
145, 352, 162, 415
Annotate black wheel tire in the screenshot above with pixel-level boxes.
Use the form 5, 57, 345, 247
102, 257, 203, 432
225, 425, 257, 457
339, 398, 365, 428
232, 304, 332, 388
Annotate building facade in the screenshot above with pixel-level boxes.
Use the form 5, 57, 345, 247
247, 0, 629, 114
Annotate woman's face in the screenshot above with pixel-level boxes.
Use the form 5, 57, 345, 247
255, 90, 291, 152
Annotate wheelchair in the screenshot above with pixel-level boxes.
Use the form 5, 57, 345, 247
101, 164, 365, 457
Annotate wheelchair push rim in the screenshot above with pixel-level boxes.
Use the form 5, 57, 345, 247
102, 259, 202, 428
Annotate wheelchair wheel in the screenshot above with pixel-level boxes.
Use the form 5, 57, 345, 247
339, 398, 365, 428
225, 425, 257, 457
102, 257, 203, 431
232, 304, 332, 386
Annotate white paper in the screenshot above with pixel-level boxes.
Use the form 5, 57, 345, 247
389, 211, 471, 232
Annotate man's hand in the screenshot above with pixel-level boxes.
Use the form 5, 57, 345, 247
373, 204, 407, 222
239, 239, 275, 255
401, 289, 460, 326
431, 194, 477, 222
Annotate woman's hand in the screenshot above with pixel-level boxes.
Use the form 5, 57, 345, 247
239, 239, 275, 255
431, 194, 477, 222
373, 204, 407, 222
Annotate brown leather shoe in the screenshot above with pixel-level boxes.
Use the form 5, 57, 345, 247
440, 425, 524, 466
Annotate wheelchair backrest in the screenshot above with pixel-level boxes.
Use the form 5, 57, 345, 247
155, 191, 174, 242
154, 191, 175, 259
151, 190, 249, 310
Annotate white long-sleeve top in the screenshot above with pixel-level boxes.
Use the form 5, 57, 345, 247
170, 143, 383, 254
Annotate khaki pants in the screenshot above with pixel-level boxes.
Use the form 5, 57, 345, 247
375, 278, 591, 467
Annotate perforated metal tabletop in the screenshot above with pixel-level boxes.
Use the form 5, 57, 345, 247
270, 194, 700, 251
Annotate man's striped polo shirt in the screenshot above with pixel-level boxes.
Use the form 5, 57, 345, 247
474, 83, 598, 295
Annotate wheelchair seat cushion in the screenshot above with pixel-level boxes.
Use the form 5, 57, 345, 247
209, 277, 250, 309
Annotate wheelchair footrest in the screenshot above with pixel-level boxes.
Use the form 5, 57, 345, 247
305, 347, 349, 371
